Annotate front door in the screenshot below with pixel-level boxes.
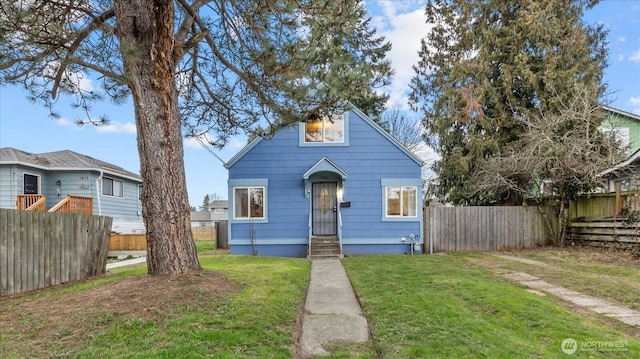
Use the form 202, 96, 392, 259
312, 182, 337, 236
23, 174, 39, 194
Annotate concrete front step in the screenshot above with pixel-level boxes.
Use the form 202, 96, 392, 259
309, 236, 342, 257
309, 254, 344, 259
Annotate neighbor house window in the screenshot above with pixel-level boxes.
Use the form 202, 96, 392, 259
305, 115, 344, 143
233, 187, 265, 219
138, 185, 143, 201
602, 127, 630, 152
103, 177, 123, 197
385, 186, 417, 217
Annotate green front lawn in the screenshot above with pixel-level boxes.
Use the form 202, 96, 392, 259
343, 253, 640, 358
2, 242, 639, 358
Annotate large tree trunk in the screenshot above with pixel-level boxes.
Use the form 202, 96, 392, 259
114, 0, 200, 275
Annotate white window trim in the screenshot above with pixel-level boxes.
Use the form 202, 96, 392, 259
299, 113, 350, 147
602, 127, 631, 153
385, 186, 418, 218
233, 186, 266, 220
381, 179, 422, 222
102, 177, 124, 198
229, 179, 269, 224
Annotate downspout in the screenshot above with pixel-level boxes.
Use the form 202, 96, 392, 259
338, 209, 343, 255
308, 198, 312, 258
96, 170, 103, 216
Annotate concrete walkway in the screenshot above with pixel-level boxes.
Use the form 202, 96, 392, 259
104, 255, 370, 356
297, 258, 369, 358
496, 255, 640, 326
105, 256, 147, 270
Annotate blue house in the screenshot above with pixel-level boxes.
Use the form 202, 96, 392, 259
225, 106, 424, 257
0, 147, 144, 233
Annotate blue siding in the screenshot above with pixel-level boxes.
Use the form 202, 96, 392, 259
0, 165, 142, 220
228, 109, 423, 257
97, 174, 143, 220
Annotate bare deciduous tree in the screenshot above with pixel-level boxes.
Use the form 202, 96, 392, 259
471, 86, 623, 245
381, 104, 424, 152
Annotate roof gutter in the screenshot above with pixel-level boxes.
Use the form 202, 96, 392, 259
0, 161, 142, 182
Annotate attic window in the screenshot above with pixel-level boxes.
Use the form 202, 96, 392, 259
305, 115, 344, 143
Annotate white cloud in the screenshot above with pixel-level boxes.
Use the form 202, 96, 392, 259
184, 135, 204, 149
629, 50, 640, 63
371, 3, 431, 108
54, 117, 75, 128
630, 97, 640, 115
618, 36, 627, 43
75, 72, 94, 92
55, 116, 136, 134
95, 121, 136, 134
184, 132, 218, 149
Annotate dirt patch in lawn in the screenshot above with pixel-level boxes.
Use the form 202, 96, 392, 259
501, 245, 640, 267
0, 270, 240, 357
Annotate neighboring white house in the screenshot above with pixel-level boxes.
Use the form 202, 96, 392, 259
599, 148, 640, 193
190, 200, 228, 227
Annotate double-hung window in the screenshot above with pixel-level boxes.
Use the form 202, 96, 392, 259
103, 177, 123, 197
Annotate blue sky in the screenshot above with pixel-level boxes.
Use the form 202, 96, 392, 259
1, 1, 639, 207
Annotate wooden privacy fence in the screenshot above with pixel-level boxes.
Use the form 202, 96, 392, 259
569, 217, 640, 247
109, 224, 224, 252
109, 234, 147, 251
192, 226, 216, 241
569, 192, 640, 220
0, 209, 112, 296
425, 206, 551, 253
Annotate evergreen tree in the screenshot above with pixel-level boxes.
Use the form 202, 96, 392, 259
410, 0, 608, 205
1, 0, 392, 274
200, 195, 211, 212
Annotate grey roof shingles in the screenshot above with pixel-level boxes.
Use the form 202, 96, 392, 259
0, 147, 141, 180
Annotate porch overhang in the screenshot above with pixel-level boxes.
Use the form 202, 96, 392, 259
303, 157, 347, 198
303, 157, 348, 180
